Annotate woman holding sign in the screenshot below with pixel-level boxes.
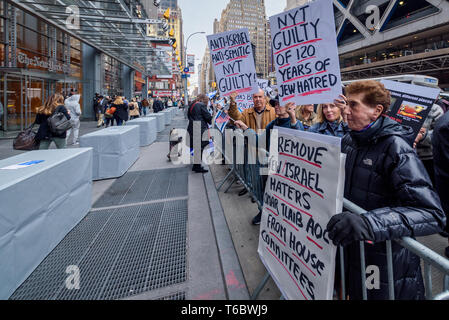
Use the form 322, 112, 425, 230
309, 102, 349, 138
326, 80, 445, 300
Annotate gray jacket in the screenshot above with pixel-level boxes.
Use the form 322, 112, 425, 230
64, 94, 82, 122
417, 104, 444, 160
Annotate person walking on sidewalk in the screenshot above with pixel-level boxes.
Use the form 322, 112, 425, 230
35, 93, 71, 149
309, 101, 350, 137
128, 98, 140, 120
112, 96, 128, 126
187, 94, 212, 173
65, 92, 82, 146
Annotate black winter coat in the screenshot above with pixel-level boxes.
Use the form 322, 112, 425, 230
187, 101, 212, 149
153, 99, 163, 113
341, 116, 446, 300
113, 103, 128, 121
432, 111, 449, 231
35, 105, 71, 140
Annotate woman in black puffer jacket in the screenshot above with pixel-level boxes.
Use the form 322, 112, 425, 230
327, 81, 446, 300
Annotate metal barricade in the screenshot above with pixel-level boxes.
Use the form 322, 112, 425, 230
214, 127, 449, 300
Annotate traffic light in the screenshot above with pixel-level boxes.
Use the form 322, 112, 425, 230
163, 8, 170, 20
153, 0, 160, 7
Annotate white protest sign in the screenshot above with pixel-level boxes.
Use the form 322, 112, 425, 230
270, 0, 342, 106
258, 127, 345, 300
208, 28, 259, 97
258, 79, 270, 92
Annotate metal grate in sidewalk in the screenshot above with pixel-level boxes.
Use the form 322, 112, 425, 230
10, 167, 189, 300
93, 167, 189, 209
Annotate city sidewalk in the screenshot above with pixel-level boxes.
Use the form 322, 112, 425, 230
3, 110, 248, 300
1, 110, 447, 300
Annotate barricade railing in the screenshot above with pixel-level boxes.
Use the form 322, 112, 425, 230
213, 127, 449, 300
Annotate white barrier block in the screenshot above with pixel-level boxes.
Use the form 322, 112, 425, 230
80, 125, 140, 180
0, 148, 93, 299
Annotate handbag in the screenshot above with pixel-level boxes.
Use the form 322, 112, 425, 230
13, 124, 39, 151
47, 110, 72, 135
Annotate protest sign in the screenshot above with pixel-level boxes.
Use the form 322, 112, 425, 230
258, 79, 270, 92
270, 0, 342, 106
214, 110, 231, 133
258, 127, 345, 300
208, 28, 259, 97
381, 80, 441, 142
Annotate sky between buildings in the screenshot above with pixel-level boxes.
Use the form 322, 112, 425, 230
178, 0, 287, 90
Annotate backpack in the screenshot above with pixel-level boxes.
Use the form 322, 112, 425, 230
47, 109, 72, 135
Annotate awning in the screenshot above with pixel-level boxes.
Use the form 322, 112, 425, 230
7, 0, 171, 75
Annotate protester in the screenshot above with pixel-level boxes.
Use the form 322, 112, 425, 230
415, 103, 444, 184
295, 104, 317, 130
128, 98, 140, 120
235, 98, 304, 225
142, 98, 150, 116
65, 92, 82, 146
187, 94, 212, 173
35, 93, 71, 149
228, 89, 277, 200
228, 89, 276, 134
112, 96, 128, 126
432, 111, 449, 258
326, 80, 446, 300
309, 101, 350, 137
436, 96, 449, 113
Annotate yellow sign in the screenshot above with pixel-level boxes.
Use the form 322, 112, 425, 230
212, 82, 217, 88
169, 28, 174, 37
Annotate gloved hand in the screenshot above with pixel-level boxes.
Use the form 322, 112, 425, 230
326, 211, 375, 246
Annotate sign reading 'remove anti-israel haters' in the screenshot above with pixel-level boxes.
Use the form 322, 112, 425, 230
207, 28, 259, 97
270, 0, 342, 106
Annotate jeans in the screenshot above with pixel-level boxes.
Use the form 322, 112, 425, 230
116, 119, 124, 126
39, 137, 67, 149
66, 119, 80, 145
105, 117, 114, 127
143, 107, 149, 116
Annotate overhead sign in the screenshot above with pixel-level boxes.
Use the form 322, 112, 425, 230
258, 127, 345, 300
207, 28, 259, 97
382, 80, 441, 142
269, 0, 342, 106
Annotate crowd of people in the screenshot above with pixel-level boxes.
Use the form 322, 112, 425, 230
187, 80, 449, 300
30, 91, 186, 150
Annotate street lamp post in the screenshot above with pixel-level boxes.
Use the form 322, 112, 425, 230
184, 31, 205, 107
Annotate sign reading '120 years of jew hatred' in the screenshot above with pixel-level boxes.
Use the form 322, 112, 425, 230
270, 0, 342, 106
258, 127, 345, 300
207, 28, 259, 97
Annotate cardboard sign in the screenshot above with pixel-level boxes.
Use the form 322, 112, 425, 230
208, 29, 259, 97
382, 80, 441, 141
270, 0, 342, 106
258, 127, 345, 300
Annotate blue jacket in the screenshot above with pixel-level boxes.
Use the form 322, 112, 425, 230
309, 120, 349, 137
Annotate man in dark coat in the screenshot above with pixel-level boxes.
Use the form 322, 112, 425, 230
187, 94, 212, 173
327, 80, 446, 300
432, 111, 449, 258
153, 97, 163, 113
